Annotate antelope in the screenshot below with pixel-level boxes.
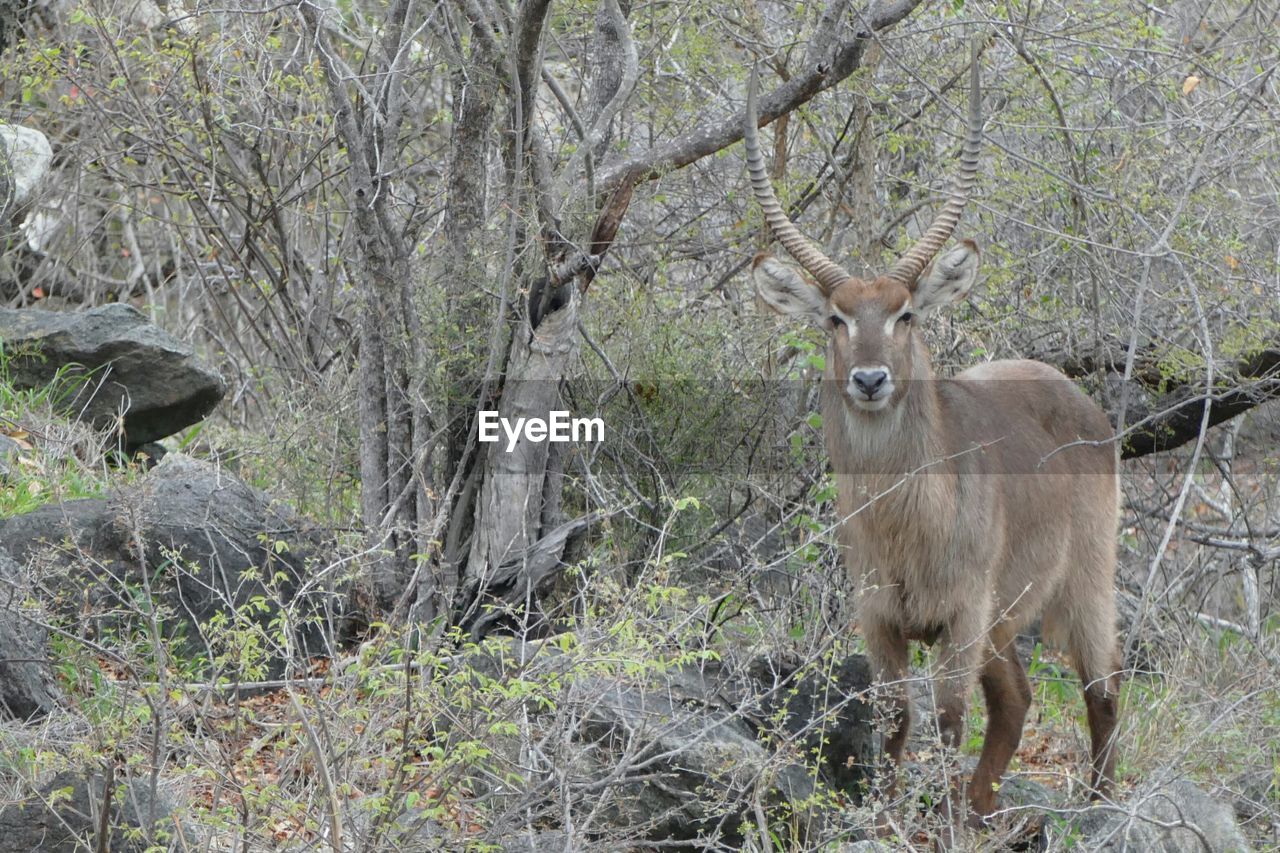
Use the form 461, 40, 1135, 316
743, 40, 1120, 822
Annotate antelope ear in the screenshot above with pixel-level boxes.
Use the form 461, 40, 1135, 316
911, 239, 980, 312
752, 254, 827, 322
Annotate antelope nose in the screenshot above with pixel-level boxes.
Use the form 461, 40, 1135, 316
852, 369, 888, 397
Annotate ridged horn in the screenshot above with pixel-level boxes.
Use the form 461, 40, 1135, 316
744, 66, 850, 295
887, 35, 985, 285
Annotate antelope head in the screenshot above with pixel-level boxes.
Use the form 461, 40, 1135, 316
747, 39, 984, 413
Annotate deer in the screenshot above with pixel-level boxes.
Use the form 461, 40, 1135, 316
743, 38, 1120, 824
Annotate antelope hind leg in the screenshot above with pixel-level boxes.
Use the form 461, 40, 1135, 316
1063, 590, 1121, 798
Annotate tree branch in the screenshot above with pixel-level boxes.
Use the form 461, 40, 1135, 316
1119, 348, 1280, 460
557, 0, 637, 204
1047, 344, 1280, 460
593, 0, 926, 192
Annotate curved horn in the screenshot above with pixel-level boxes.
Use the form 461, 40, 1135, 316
744, 67, 850, 295
887, 35, 985, 285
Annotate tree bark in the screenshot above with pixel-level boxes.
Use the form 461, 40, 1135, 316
459, 290, 582, 631
437, 16, 504, 612
1121, 353, 1280, 460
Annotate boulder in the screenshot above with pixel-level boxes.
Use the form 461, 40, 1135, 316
0, 304, 225, 449
0, 770, 192, 852
0, 124, 52, 216
751, 653, 877, 795
0, 549, 63, 719
1047, 779, 1253, 852
347, 797, 446, 850
996, 773, 1060, 811
0, 455, 331, 678
569, 666, 821, 843
462, 642, 875, 846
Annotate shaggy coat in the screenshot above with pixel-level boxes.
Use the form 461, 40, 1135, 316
754, 248, 1120, 820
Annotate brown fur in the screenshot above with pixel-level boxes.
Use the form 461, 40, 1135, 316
755, 252, 1121, 822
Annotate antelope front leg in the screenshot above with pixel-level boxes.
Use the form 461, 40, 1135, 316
931, 620, 984, 751
930, 613, 987, 828
865, 620, 912, 783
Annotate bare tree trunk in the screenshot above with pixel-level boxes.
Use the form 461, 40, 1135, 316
299, 0, 426, 615
452, 0, 623, 632
435, 23, 503, 615
459, 291, 581, 627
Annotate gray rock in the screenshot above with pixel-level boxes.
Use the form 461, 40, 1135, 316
0, 549, 63, 719
463, 642, 875, 847
703, 512, 785, 586
0, 455, 332, 678
751, 653, 877, 795
349, 798, 446, 850
1048, 780, 1253, 852
0, 770, 192, 852
997, 773, 1060, 811
571, 667, 821, 844
0, 304, 225, 449
0, 124, 52, 214
948, 755, 1061, 814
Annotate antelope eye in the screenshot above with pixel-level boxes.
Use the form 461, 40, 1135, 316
830, 315, 846, 329
897, 312, 915, 326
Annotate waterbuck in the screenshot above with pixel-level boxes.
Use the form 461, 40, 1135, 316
743, 39, 1120, 821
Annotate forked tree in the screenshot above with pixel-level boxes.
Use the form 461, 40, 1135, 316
744, 38, 1121, 822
